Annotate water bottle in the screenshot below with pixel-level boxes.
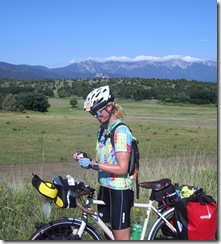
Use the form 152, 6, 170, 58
41, 196, 52, 220
66, 174, 75, 185
131, 223, 142, 240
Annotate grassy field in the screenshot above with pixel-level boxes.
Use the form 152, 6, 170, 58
0, 97, 217, 240
0, 97, 217, 164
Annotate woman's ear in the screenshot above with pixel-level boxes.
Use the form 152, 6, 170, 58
106, 103, 112, 112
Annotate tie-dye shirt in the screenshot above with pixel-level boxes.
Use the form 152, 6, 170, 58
96, 119, 133, 190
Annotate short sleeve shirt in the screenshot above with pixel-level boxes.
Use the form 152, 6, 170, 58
96, 119, 133, 190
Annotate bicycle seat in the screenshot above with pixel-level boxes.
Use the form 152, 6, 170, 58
139, 178, 171, 191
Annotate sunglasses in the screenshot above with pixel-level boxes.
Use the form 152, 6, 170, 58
89, 106, 106, 116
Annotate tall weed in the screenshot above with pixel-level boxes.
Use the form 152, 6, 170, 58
0, 153, 217, 240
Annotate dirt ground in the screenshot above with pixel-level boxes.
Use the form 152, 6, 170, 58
0, 155, 217, 185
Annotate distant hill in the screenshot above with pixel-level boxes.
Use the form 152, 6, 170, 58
0, 56, 217, 82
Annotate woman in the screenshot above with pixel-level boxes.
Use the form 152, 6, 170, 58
73, 85, 134, 240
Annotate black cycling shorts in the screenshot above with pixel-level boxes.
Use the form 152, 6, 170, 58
97, 185, 134, 230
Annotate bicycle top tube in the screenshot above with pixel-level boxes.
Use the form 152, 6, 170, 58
93, 199, 153, 209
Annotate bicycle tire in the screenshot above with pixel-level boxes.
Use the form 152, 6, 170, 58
147, 207, 179, 240
29, 217, 104, 240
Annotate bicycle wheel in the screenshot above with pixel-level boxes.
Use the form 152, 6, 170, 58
147, 207, 179, 240
29, 217, 104, 240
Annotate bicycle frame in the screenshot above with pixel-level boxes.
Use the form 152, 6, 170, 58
76, 198, 177, 240
30, 176, 181, 240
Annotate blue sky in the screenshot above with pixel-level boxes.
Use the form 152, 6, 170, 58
0, 0, 218, 68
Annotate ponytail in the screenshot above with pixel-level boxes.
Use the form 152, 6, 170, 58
112, 103, 125, 120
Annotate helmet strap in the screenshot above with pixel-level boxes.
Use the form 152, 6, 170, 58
102, 102, 115, 124
105, 102, 115, 114
106, 102, 115, 115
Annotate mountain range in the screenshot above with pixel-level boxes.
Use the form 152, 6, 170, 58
0, 56, 217, 82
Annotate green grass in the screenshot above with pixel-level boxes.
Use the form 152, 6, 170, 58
0, 98, 217, 240
0, 98, 217, 164
0, 154, 217, 240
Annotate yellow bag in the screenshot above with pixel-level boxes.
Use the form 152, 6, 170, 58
32, 173, 58, 199
32, 174, 84, 209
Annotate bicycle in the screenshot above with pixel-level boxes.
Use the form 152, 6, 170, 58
29, 177, 180, 240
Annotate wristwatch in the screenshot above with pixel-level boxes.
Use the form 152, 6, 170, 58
92, 161, 99, 171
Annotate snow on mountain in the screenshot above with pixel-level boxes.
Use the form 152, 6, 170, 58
66, 56, 217, 82
0, 55, 217, 82
69, 55, 216, 71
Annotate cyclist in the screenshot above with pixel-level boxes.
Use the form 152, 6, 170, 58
73, 85, 134, 240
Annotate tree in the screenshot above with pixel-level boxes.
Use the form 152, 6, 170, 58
32, 92, 51, 112
70, 97, 78, 108
16, 92, 34, 110
2, 93, 17, 111
43, 87, 54, 97
16, 92, 50, 112
57, 88, 67, 98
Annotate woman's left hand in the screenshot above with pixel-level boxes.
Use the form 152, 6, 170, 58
73, 151, 88, 161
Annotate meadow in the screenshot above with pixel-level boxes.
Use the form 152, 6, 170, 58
0, 98, 217, 240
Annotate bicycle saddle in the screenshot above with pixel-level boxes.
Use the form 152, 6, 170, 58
139, 178, 171, 191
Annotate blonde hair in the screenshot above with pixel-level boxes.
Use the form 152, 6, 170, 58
112, 103, 125, 120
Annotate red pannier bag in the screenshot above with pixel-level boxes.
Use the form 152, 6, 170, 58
173, 188, 217, 240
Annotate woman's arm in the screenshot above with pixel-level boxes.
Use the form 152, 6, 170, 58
97, 151, 130, 175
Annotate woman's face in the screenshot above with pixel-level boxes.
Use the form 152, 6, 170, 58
91, 104, 112, 123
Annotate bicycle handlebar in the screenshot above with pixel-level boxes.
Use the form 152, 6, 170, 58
73, 187, 96, 215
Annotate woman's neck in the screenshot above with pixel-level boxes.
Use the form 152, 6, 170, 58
108, 114, 118, 125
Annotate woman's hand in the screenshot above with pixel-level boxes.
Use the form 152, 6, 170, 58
73, 151, 88, 162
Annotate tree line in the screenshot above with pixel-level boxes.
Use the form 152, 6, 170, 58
0, 77, 217, 112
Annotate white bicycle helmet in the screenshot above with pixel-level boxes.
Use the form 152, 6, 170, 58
84, 85, 115, 112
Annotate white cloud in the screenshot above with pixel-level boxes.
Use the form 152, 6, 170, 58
70, 55, 214, 64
